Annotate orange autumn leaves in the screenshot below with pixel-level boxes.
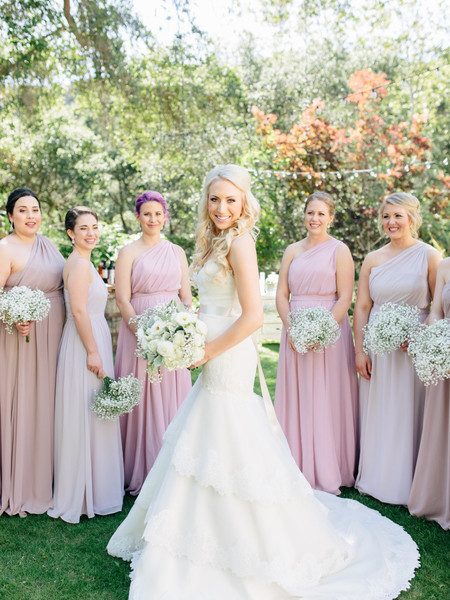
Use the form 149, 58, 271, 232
251, 69, 431, 191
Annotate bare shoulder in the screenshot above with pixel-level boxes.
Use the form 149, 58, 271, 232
118, 239, 141, 259
363, 245, 389, 269
65, 254, 91, 280
284, 239, 306, 260
0, 235, 14, 256
438, 257, 450, 281
230, 232, 256, 255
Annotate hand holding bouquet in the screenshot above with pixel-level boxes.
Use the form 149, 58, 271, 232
407, 319, 450, 386
287, 306, 340, 354
363, 302, 420, 356
132, 300, 207, 382
91, 374, 142, 419
0, 285, 51, 342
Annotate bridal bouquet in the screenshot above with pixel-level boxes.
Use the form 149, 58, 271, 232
0, 285, 51, 342
363, 302, 420, 356
91, 374, 142, 420
287, 306, 340, 354
407, 319, 450, 386
132, 300, 207, 382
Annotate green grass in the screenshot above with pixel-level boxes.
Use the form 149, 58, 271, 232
1, 343, 448, 599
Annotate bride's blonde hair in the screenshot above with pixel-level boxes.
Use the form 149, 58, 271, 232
190, 164, 260, 280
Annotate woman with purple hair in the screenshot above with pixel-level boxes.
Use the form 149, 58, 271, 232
114, 191, 192, 495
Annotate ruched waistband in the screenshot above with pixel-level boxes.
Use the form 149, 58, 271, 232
45, 290, 64, 299
290, 294, 337, 302
372, 302, 428, 317
131, 292, 177, 300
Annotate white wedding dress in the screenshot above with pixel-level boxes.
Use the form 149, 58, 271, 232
107, 260, 419, 600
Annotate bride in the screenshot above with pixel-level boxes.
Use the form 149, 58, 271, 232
107, 165, 419, 600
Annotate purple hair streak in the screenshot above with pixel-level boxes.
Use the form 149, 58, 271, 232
135, 191, 168, 218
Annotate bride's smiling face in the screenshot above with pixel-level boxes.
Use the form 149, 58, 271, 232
207, 179, 243, 232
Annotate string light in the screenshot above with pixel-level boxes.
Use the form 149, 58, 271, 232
248, 158, 447, 179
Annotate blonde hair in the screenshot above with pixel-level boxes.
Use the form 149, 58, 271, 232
190, 165, 260, 280
378, 192, 422, 238
304, 191, 335, 217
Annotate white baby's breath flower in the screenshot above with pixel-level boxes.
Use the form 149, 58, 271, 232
363, 302, 420, 356
91, 375, 142, 420
408, 319, 450, 386
288, 306, 340, 354
0, 285, 51, 342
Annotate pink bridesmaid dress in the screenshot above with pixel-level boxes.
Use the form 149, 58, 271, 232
356, 242, 430, 505
274, 238, 358, 494
116, 240, 192, 495
48, 266, 123, 523
0, 234, 65, 516
408, 280, 450, 529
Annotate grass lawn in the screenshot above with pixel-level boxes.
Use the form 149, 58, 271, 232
1, 343, 448, 599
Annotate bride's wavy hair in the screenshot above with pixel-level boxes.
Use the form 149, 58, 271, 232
190, 165, 260, 280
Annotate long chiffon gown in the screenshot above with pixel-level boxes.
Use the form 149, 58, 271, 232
0, 234, 65, 516
408, 280, 450, 529
356, 242, 430, 505
48, 265, 123, 523
274, 239, 358, 494
107, 259, 419, 600
115, 240, 191, 495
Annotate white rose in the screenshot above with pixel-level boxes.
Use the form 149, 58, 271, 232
195, 320, 208, 335
173, 330, 186, 347
157, 340, 175, 357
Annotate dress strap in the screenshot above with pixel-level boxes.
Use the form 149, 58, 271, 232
252, 334, 290, 449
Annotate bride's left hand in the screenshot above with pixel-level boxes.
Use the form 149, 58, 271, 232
189, 345, 210, 369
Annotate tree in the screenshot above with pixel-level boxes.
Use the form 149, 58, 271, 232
251, 69, 446, 267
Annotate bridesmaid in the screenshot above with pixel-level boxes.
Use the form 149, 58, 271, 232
48, 207, 123, 523
274, 191, 358, 494
0, 188, 65, 516
408, 257, 450, 528
115, 191, 192, 494
354, 192, 441, 504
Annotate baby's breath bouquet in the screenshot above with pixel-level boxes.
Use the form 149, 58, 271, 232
363, 302, 421, 356
407, 319, 450, 386
132, 299, 207, 382
91, 374, 142, 420
0, 285, 51, 342
288, 306, 340, 354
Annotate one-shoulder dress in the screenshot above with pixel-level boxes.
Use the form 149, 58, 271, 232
107, 259, 419, 600
356, 242, 430, 505
408, 280, 450, 529
115, 240, 191, 495
0, 234, 65, 516
48, 265, 123, 523
274, 239, 358, 494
